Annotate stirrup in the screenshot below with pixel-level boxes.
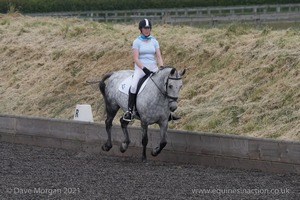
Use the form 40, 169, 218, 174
123, 111, 134, 122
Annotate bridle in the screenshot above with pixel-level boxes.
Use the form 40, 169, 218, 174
165, 76, 182, 102
150, 73, 182, 103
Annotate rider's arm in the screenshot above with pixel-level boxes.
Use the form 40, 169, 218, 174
133, 48, 145, 70
156, 48, 164, 67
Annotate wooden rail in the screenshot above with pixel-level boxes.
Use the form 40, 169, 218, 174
26, 4, 300, 25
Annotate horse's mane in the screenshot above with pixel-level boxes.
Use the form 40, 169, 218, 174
155, 66, 175, 75
154, 66, 179, 79
159, 66, 175, 71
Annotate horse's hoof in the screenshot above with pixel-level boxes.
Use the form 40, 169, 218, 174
102, 144, 112, 152
151, 150, 158, 157
119, 146, 126, 153
142, 156, 147, 162
120, 147, 125, 153
120, 143, 128, 153
151, 147, 161, 157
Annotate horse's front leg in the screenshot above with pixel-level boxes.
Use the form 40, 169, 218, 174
141, 121, 148, 162
119, 117, 131, 153
151, 120, 168, 157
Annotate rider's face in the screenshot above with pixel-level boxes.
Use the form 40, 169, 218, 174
141, 27, 151, 36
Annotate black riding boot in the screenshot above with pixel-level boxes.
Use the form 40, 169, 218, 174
168, 114, 181, 121
123, 92, 137, 122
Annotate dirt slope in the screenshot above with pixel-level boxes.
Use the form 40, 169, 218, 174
0, 14, 299, 140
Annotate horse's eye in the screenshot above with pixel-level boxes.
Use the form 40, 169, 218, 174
168, 85, 173, 89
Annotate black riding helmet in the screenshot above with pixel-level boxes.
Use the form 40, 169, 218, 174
139, 19, 152, 30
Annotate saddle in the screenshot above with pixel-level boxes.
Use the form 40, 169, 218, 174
136, 75, 150, 94
118, 74, 152, 95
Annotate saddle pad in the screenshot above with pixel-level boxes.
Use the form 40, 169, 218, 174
118, 76, 150, 95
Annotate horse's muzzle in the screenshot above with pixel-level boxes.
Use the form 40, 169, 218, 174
169, 102, 177, 112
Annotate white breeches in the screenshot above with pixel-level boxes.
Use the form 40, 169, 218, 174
130, 63, 158, 94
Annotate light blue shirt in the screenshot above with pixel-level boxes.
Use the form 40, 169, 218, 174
132, 36, 160, 65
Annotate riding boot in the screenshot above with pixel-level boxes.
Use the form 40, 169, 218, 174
123, 92, 137, 122
168, 114, 181, 121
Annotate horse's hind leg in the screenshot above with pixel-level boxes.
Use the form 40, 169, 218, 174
151, 120, 168, 157
119, 117, 130, 153
102, 106, 119, 152
141, 122, 149, 162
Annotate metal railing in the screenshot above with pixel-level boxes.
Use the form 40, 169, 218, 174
27, 4, 300, 25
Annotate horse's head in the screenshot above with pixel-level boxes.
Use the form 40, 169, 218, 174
165, 67, 186, 112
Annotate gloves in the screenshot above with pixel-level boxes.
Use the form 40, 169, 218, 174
142, 67, 152, 76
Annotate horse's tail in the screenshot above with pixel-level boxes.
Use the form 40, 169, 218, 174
99, 72, 113, 96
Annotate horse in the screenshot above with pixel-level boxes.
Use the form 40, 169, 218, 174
99, 66, 185, 161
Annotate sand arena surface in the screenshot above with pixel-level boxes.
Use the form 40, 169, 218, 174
0, 142, 299, 199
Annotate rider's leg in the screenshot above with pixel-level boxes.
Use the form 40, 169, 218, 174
123, 91, 137, 121
123, 64, 144, 121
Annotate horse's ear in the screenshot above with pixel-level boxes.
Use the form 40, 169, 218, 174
180, 69, 186, 76
170, 67, 176, 75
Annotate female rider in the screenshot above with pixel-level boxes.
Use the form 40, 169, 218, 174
123, 18, 163, 121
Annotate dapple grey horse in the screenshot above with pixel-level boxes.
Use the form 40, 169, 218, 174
99, 66, 185, 161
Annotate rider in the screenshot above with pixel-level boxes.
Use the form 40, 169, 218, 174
123, 18, 163, 121
123, 19, 179, 122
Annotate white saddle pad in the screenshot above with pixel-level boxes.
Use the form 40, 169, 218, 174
119, 76, 150, 95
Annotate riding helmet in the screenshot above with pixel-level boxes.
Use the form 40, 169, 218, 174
139, 19, 152, 30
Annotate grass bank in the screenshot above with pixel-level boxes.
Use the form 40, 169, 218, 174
0, 14, 299, 140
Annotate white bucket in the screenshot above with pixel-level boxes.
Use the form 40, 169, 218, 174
73, 104, 94, 122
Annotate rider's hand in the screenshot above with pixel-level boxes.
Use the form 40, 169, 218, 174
142, 67, 152, 76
